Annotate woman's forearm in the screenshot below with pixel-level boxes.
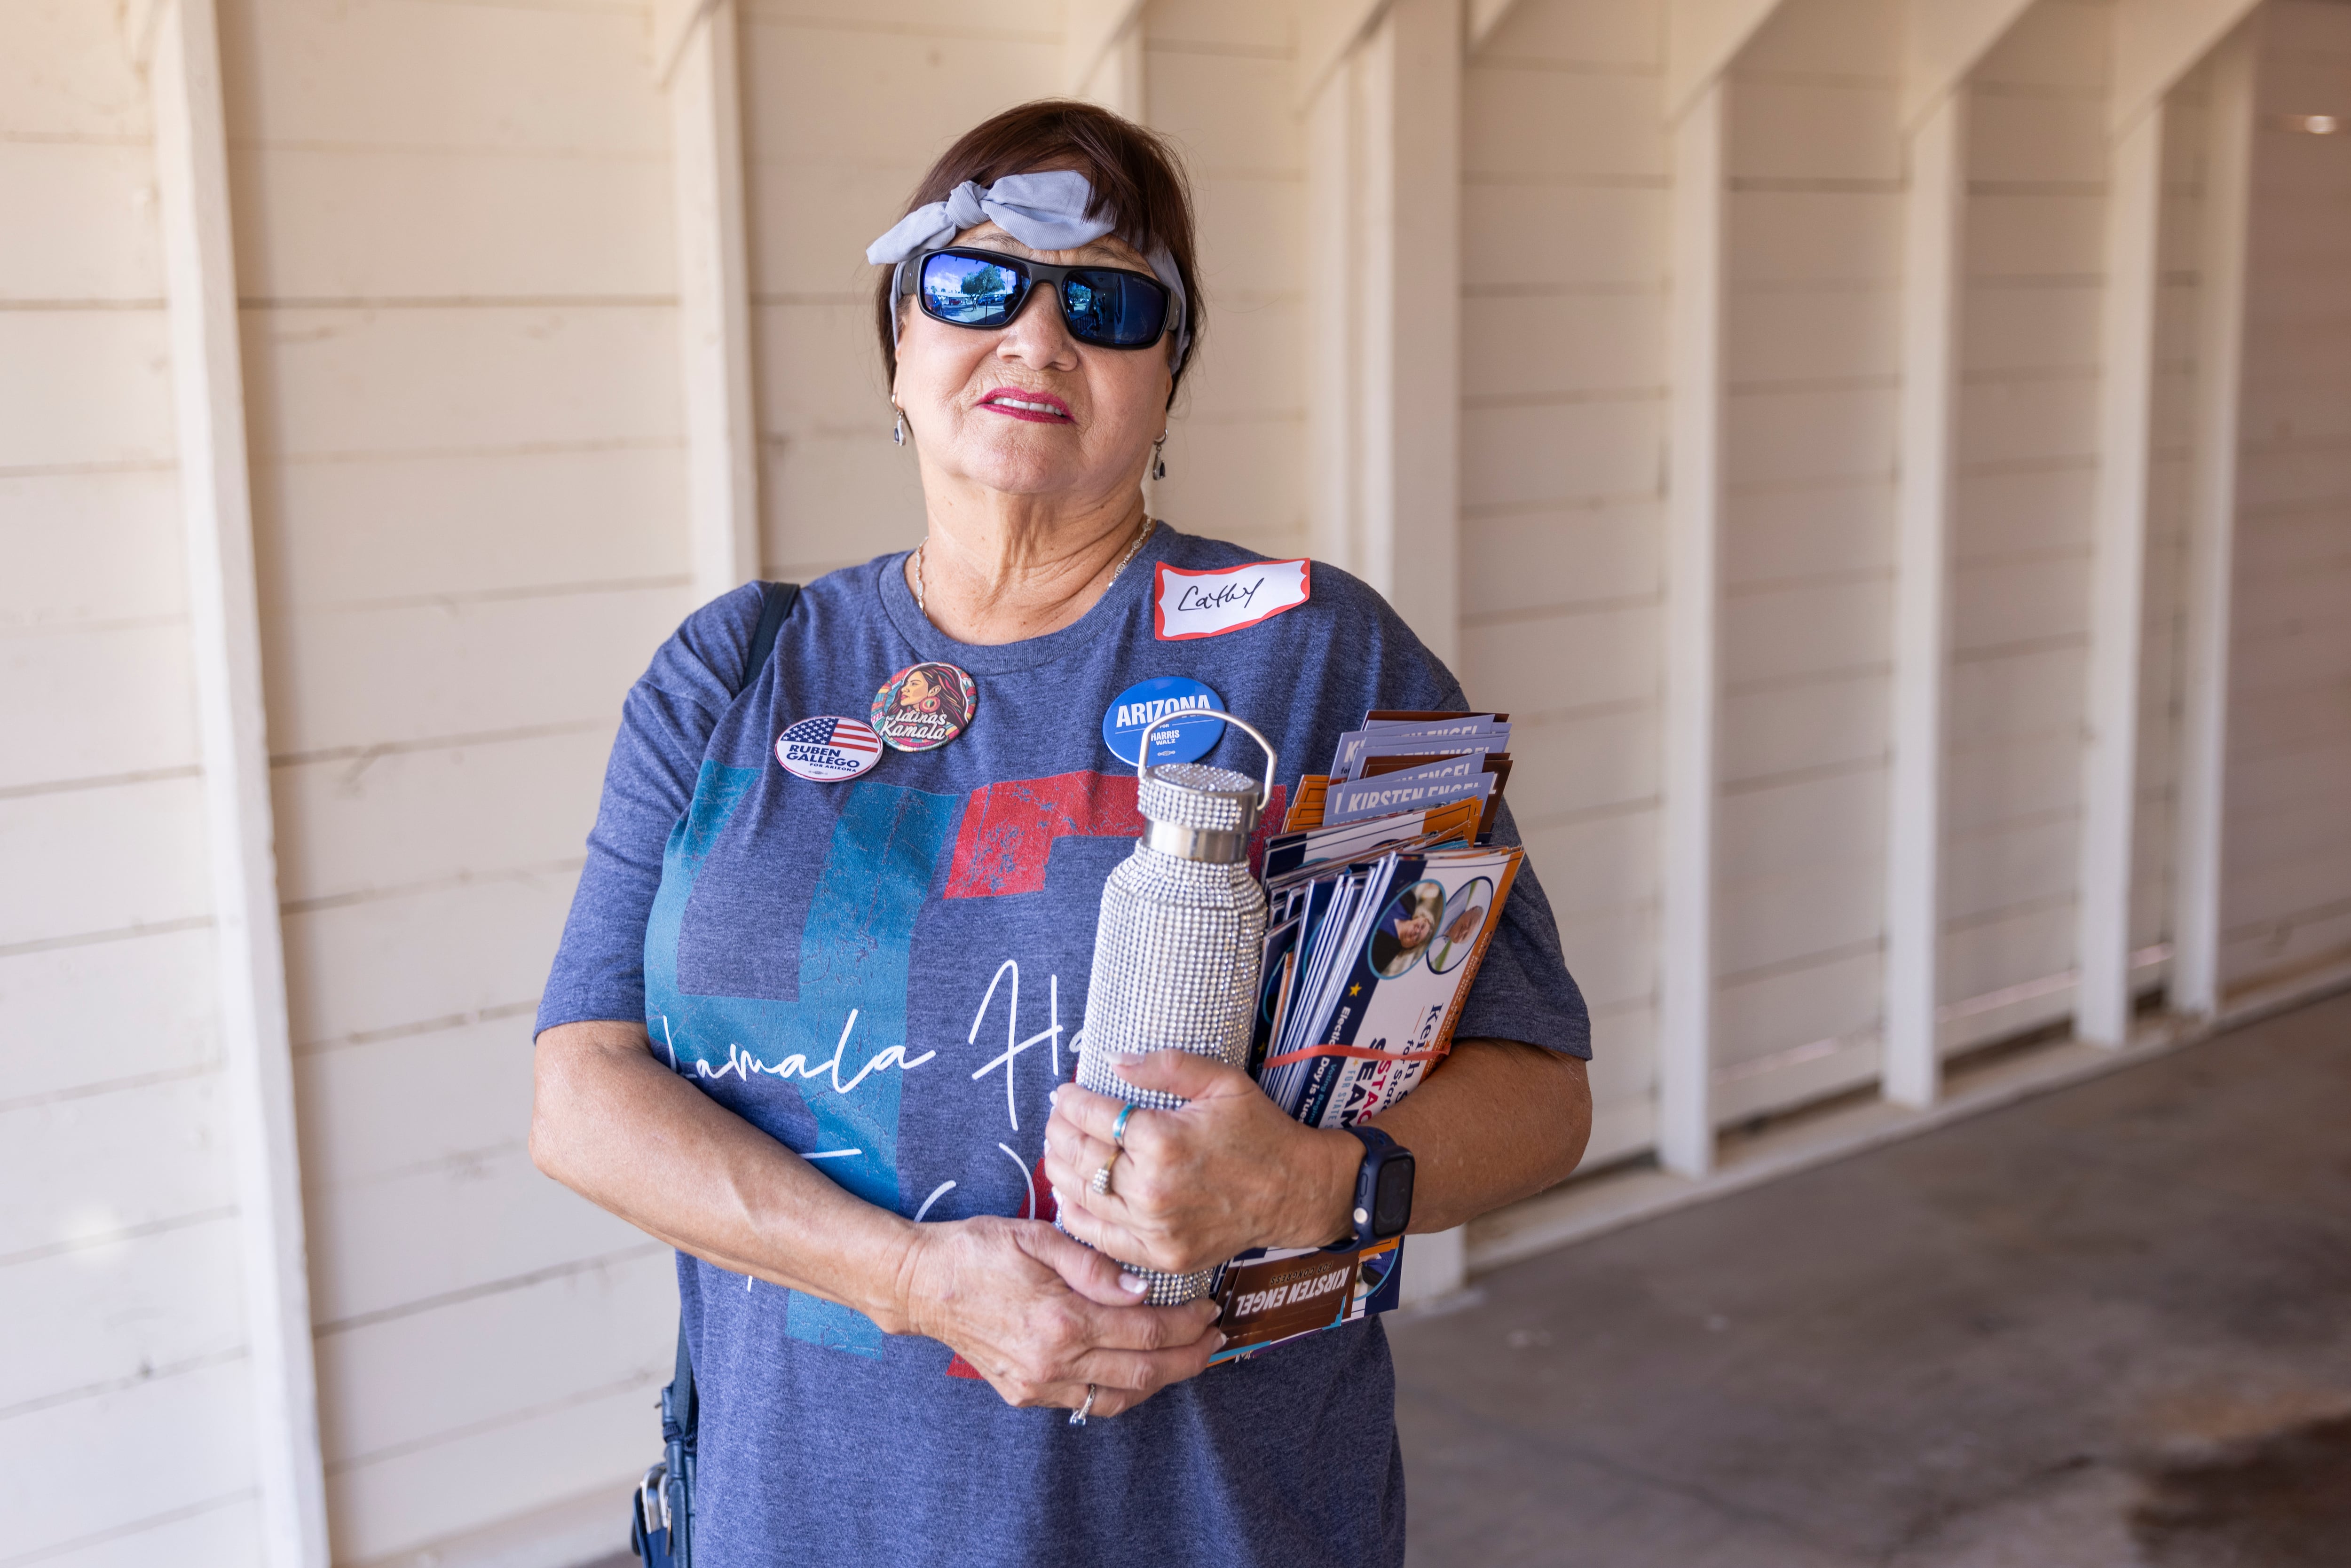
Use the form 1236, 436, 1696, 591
1365, 1038, 1592, 1235
530, 1019, 924, 1333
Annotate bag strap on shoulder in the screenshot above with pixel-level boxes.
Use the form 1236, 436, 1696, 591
739, 581, 800, 697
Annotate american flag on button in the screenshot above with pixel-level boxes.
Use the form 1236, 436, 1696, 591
775, 715, 883, 781
782, 716, 881, 753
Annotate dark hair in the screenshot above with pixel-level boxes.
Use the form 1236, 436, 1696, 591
873, 100, 1204, 404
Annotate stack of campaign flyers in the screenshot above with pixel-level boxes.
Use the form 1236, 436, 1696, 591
1283, 711, 1512, 841
1253, 835, 1523, 1129
1209, 714, 1525, 1363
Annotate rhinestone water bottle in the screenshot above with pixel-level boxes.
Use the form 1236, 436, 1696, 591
1065, 712, 1278, 1305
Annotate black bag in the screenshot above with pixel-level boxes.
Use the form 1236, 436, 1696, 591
628, 1327, 697, 1568
628, 580, 798, 1568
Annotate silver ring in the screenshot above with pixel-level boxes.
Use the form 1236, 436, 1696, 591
1089, 1150, 1118, 1197
1068, 1383, 1097, 1426
1111, 1102, 1139, 1149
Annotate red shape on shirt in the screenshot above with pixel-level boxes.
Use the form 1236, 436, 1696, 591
1025, 1153, 1057, 1223
943, 772, 1144, 898
943, 771, 1285, 898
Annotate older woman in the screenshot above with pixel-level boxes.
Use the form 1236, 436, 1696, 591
532, 101, 1592, 1568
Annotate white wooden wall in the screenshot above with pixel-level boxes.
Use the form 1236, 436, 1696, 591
1145, 0, 1315, 560
2222, 0, 2351, 992
744, 0, 1057, 581
1943, 0, 2124, 1042
219, 0, 691, 1559
0, 5, 271, 1565
1712, 0, 1909, 1119
7, 0, 2349, 1561
1459, 0, 1670, 1166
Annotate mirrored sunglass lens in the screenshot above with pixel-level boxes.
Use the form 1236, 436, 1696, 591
921, 253, 1023, 326
1061, 271, 1168, 347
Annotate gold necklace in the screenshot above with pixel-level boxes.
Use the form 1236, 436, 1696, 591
913, 512, 1157, 622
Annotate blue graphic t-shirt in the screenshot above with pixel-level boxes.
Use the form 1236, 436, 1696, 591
537, 526, 1589, 1568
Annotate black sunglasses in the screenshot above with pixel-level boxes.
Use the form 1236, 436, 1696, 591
901, 246, 1175, 351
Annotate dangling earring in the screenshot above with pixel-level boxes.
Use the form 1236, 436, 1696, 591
1151, 432, 1168, 481
892, 407, 906, 447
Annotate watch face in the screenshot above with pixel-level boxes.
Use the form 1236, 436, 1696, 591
1372, 1153, 1416, 1238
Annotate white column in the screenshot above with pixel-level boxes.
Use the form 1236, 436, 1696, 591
1302, 0, 1466, 1300
2170, 29, 2255, 1017
1301, 0, 1462, 666
1305, 64, 1362, 575
2075, 104, 2166, 1047
1668, 0, 1796, 119
149, 2, 330, 1563
1371, 0, 1462, 664
1070, 0, 1149, 118
666, 0, 761, 601
1900, 0, 2039, 126
2111, 0, 2264, 135
1658, 81, 1726, 1177
1883, 89, 1968, 1108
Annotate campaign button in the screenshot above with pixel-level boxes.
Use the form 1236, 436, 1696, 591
870, 662, 977, 752
1102, 676, 1227, 767
776, 716, 883, 781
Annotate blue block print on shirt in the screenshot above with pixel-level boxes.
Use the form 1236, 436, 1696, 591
645, 763, 960, 1357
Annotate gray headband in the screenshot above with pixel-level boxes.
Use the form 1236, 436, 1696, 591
865, 169, 1191, 372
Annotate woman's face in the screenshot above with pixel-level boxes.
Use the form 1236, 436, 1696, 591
892, 219, 1176, 509
899, 669, 935, 706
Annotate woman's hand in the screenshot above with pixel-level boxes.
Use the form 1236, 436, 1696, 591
1043, 1050, 1361, 1276
896, 1213, 1224, 1419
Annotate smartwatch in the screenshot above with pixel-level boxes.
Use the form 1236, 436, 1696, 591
1339, 1125, 1415, 1246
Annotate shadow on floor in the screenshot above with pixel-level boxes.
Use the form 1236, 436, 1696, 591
1389, 988, 2351, 1567
2132, 1411, 2351, 1566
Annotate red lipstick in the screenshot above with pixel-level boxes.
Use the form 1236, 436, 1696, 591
976, 386, 1074, 423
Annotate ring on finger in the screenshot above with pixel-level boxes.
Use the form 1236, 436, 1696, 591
1089, 1147, 1120, 1197
1068, 1383, 1098, 1426
1111, 1102, 1139, 1149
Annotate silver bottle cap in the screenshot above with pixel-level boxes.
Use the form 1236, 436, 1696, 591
1132, 714, 1278, 864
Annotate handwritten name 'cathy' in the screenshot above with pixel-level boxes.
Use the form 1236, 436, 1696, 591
1172, 578, 1265, 615
1152, 558, 1311, 640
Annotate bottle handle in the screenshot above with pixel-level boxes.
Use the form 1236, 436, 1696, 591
1136, 710, 1280, 816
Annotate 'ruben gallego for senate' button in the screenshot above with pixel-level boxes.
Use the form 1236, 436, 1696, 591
775, 716, 883, 781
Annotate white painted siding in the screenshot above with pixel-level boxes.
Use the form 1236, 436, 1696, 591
1712, 0, 1905, 1119
1148, 0, 1312, 559
215, 0, 691, 1558
743, 0, 1064, 581
1941, 0, 2113, 1043
2136, 54, 2210, 985
0, 5, 263, 1565
1460, 0, 1669, 1167
2222, 0, 2351, 993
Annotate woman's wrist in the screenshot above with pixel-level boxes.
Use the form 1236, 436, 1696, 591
1272, 1127, 1363, 1250
867, 1216, 931, 1338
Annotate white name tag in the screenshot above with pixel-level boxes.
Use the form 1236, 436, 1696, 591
1152, 559, 1311, 641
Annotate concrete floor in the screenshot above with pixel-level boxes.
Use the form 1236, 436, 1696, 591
1389, 988, 2351, 1567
